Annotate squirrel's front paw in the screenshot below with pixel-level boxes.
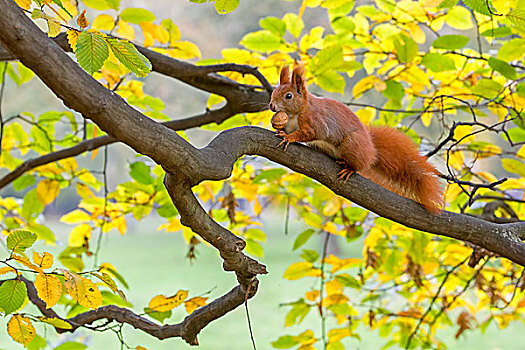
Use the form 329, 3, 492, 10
276, 131, 294, 151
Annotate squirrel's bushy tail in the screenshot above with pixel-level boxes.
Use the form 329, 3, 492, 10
360, 126, 443, 213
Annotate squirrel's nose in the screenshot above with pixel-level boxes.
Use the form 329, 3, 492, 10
269, 103, 276, 112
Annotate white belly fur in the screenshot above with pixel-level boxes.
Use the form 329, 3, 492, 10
284, 115, 341, 159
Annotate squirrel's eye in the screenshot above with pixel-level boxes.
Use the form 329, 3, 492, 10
285, 92, 293, 99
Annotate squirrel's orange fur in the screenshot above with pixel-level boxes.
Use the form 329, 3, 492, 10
269, 65, 443, 213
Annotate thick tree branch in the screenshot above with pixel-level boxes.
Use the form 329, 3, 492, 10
195, 126, 525, 266
0, 104, 240, 190
12, 277, 257, 345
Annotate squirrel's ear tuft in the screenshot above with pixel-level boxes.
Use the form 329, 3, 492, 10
279, 66, 291, 85
292, 65, 306, 95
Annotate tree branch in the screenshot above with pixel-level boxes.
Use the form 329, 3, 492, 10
14, 277, 257, 346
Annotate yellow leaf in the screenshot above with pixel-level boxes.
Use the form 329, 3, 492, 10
140, 22, 157, 47
352, 76, 380, 98
12, 254, 44, 273
92, 14, 115, 31
283, 262, 322, 280
61, 209, 90, 223
421, 111, 433, 127
76, 9, 89, 29
32, 252, 53, 269
37, 316, 72, 329
59, 158, 77, 172
34, 273, 62, 308
14, 0, 31, 10
444, 6, 473, 30
323, 293, 349, 307
323, 197, 342, 216
445, 183, 463, 203
36, 179, 60, 205
136, 347, 148, 350
305, 290, 319, 301
355, 107, 376, 125
184, 296, 208, 314
478, 171, 498, 183
149, 290, 189, 312
69, 224, 92, 247
448, 150, 464, 171
7, 315, 35, 346
47, 19, 61, 37
0, 266, 17, 275
90, 272, 118, 293
323, 255, 361, 273
323, 222, 337, 235
76, 183, 94, 199
158, 218, 183, 232
117, 19, 134, 40
167, 41, 202, 59
79, 277, 102, 309
61, 269, 86, 304
327, 327, 351, 342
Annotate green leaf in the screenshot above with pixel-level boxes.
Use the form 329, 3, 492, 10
215, 0, 240, 14
27, 334, 47, 350
13, 174, 35, 191
252, 169, 286, 183
331, 15, 355, 34
480, 26, 511, 38
6, 230, 37, 253
284, 300, 310, 326
506, 9, 525, 32
259, 17, 286, 37
463, 0, 493, 16
0, 280, 27, 315
488, 57, 517, 80
240, 30, 282, 52
28, 223, 56, 245
22, 189, 44, 221
83, 0, 118, 10
76, 31, 109, 75
502, 159, 525, 177
271, 335, 299, 349
54, 342, 87, 350
497, 39, 525, 62
300, 249, 319, 263
383, 80, 404, 101
432, 35, 469, 50
438, 0, 459, 8
50, 0, 72, 17
282, 13, 304, 37
316, 71, 345, 94
393, 34, 418, 63
245, 239, 264, 257
144, 307, 172, 323
311, 45, 343, 75
106, 38, 152, 77
470, 79, 502, 99
119, 8, 156, 24
293, 229, 316, 250
336, 273, 361, 289
421, 52, 455, 72
129, 161, 154, 184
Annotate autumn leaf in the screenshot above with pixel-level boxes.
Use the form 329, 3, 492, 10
184, 296, 208, 314
32, 252, 53, 269
34, 273, 62, 308
76, 9, 89, 29
7, 315, 35, 346
148, 290, 188, 312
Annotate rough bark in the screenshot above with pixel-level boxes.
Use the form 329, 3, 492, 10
0, 1, 524, 346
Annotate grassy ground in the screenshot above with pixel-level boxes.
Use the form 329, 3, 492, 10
1, 215, 525, 349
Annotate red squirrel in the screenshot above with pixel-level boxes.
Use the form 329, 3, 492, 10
269, 65, 443, 213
